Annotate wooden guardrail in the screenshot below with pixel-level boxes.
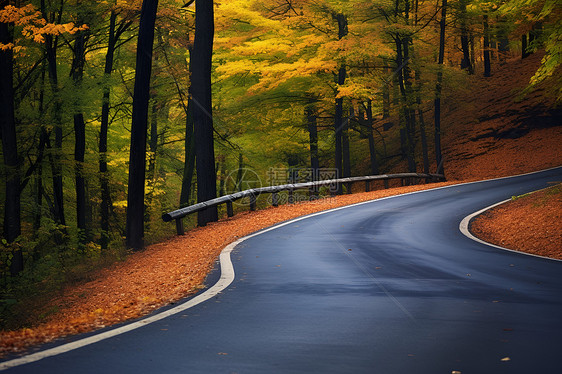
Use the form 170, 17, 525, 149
162, 172, 445, 235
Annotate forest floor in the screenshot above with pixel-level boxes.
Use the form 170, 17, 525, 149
471, 183, 562, 260
1, 52, 561, 357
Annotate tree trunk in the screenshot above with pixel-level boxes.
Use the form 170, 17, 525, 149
45, 35, 66, 227
192, 0, 218, 226
180, 45, 196, 208
333, 12, 348, 192
459, 0, 473, 74
306, 105, 319, 175
71, 24, 90, 245
125, 0, 159, 250
235, 153, 244, 191
434, 0, 447, 175
74, 113, 87, 244
33, 130, 47, 233
0, 14, 23, 274
41, 0, 66, 228
414, 66, 430, 174
382, 61, 391, 120
99, 11, 117, 250
334, 74, 344, 185
145, 98, 159, 230
395, 37, 416, 173
365, 100, 379, 175
483, 13, 491, 77
180, 98, 196, 207
218, 156, 226, 197
342, 108, 351, 178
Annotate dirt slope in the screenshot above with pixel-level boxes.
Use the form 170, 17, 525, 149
442, 51, 562, 180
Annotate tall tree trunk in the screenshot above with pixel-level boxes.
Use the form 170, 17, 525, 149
218, 156, 226, 197
71, 24, 89, 246
180, 98, 196, 207
365, 100, 379, 175
145, 95, 161, 230
414, 65, 430, 174
235, 153, 244, 192
459, 0, 473, 74
342, 108, 351, 178
125, 0, 159, 250
382, 60, 391, 120
434, 0, 447, 175
306, 105, 319, 175
41, 0, 66, 229
483, 13, 491, 77
45, 36, 66, 227
395, 37, 416, 173
33, 65, 48, 234
180, 45, 196, 208
0, 12, 23, 274
333, 12, 348, 192
521, 34, 530, 59
99, 10, 117, 249
74, 112, 87, 244
192, 0, 218, 226
334, 69, 345, 184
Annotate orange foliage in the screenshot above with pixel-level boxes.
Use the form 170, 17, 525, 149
0, 4, 88, 51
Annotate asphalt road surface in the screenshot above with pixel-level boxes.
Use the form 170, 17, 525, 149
2, 167, 562, 373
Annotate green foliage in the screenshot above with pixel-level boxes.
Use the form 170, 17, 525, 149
501, 0, 562, 101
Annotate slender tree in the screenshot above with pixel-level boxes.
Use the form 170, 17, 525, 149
364, 100, 379, 175
100, 10, 133, 249
126, 0, 159, 250
99, 10, 117, 250
42, 0, 66, 227
483, 12, 491, 77
306, 105, 320, 176
180, 45, 196, 208
333, 11, 348, 191
0, 3, 23, 274
70, 7, 90, 245
459, 0, 473, 74
192, 0, 218, 226
434, 0, 447, 175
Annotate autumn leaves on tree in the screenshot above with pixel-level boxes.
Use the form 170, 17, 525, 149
1, 0, 561, 277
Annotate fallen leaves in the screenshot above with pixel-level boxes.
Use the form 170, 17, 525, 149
471, 184, 562, 260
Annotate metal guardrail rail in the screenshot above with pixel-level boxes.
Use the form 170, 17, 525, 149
162, 172, 445, 235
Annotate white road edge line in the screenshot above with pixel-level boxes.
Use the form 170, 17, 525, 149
2, 166, 561, 370
459, 196, 562, 263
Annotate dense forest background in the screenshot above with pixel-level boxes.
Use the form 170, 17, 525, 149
0, 0, 560, 311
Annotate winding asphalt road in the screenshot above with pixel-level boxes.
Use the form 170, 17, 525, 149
2, 167, 562, 373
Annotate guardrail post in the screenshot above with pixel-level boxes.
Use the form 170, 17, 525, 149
175, 218, 184, 235
288, 188, 294, 204
384, 179, 389, 189
272, 192, 279, 207
365, 180, 370, 192
250, 194, 256, 211
226, 201, 234, 217
346, 182, 352, 194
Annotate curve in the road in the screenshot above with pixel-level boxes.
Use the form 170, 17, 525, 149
1, 166, 561, 372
